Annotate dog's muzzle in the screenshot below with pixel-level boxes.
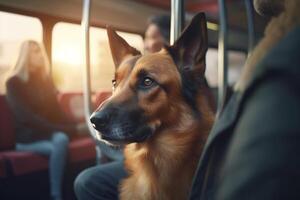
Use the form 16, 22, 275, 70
90, 110, 111, 133
90, 104, 153, 144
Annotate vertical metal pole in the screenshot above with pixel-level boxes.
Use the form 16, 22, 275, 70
170, 0, 184, 45
245, 0, 255, 55
81, 0, 97, 138
82, 0, 104, 164
81, 0, 123, 162
217, 0, 228, 115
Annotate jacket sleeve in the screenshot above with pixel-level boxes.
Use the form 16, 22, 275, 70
216, 77, 300, 200
5, 78, 77, 134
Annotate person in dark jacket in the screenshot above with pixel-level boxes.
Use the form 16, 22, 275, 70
6, 40, 86, 200
190, 0, 300, 199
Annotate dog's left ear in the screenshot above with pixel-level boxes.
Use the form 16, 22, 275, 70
166, 12, 208, 77
107, 26, 141, 68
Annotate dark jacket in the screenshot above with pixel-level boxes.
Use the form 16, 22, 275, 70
190, 26, 300, 200
6, 74, 76, 143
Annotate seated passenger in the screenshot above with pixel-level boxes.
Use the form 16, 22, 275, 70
6, 40, 86, 200
144, 15, 171, 54
190, 0, 300, 199
74, 15, 171, 200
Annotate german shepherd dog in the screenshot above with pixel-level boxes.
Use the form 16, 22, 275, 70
90, 13, 214, 200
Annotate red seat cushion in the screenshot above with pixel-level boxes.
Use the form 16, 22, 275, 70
1, 137, 96, 176
1, 151, 49, 176
57, 92, 85, 123
0, 95, 16, 150
57, 91, 112, 122
68, 137, 96, 163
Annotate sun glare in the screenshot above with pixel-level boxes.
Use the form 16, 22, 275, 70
53, 43, 83, 66
52, 22, 84, 67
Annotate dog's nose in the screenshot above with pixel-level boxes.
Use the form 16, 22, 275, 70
90, 111, 109, 132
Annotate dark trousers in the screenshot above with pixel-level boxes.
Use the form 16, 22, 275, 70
74, 161, 127, 200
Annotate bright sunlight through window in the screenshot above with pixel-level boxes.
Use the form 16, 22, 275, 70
52, 22, 143, 92
0, 11, 42, 94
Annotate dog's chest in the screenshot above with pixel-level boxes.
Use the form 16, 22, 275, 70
136, 172, 152, 196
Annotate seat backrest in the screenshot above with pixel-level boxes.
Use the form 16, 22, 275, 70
57, 92, 85, 123
0, 95, 16, 150
57, 91, 112, 123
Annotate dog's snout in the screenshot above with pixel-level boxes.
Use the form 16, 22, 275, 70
90, 111, 110, 132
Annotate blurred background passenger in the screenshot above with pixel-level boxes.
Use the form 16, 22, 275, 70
6, 40, 87, 200
74, 15, 170, 200
144, 15, 170, 54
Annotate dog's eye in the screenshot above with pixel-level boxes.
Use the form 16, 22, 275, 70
143, 78, 153, 86
112, 79, 117, 90
139, 77, 155, 89
112, 79, 116, 86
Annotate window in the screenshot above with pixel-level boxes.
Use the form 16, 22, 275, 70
0, 11, 42, 94
205, 49, 246, 87
52, 22, 143, 92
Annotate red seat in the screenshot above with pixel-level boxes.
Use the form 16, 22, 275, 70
0, 96, 16, 178
69, 137, 96, 163
0, 96, 15, 151
57, 92, 86, 122
0, 137, 96, 176
1, 151, 48, 176
57, 91, 112, 121
0, 96, 49, 177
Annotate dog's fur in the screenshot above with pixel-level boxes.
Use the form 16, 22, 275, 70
90, 13, 214, 200
235, 0, 300, 91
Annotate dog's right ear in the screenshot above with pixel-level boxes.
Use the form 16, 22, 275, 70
107, 27, 141, 69
165, 12, 208, 77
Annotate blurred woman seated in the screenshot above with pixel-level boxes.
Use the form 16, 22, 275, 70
5, 40, 86, 200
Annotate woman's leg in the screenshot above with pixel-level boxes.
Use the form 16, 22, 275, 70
16, 132, 69, 200
49, 132, 69, 200
16, 140, 53, 155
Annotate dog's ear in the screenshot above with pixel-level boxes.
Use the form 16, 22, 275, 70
166, 12, 208, 77
107, 27, 141, 68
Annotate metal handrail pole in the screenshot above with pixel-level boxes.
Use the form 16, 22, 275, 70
81, 0, 124, 163
217, 0, 228, 115
81, 0, 95, 137
170, 0, 184, 44
81, 0, 103, 163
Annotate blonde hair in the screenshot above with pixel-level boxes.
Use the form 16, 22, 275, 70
11, 40, 50, 82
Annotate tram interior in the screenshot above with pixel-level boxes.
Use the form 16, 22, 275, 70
0, 0, 271, 199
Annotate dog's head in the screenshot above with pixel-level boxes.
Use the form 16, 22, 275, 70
90, 13, 209, 145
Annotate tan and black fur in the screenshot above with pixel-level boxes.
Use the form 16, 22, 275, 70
90, 13, 214, 200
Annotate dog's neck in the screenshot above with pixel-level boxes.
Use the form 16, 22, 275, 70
123, 102, 213, 199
